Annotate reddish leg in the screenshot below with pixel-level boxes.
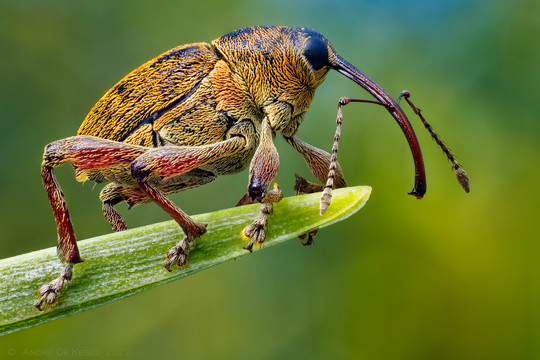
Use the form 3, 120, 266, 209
130, 136, 247, 270
37, 135, 248, 308
100, 168, 217, 232
100, 184, 149, 232
136, 181, 207, 271
236, 193, 255, 207
283, 135, 346, 189
247, 118, 280, 202
37, 136, 146, 310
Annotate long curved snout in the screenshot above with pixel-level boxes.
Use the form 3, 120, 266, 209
331, 54, 427, 198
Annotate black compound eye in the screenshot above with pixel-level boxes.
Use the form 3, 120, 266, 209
303, 36, 329, 71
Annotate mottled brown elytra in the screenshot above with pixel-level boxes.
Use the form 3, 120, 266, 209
36, 26, 469, 310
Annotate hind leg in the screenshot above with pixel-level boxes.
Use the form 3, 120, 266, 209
37, 135, 147, 310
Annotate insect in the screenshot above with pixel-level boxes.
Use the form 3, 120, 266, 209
36, 26, 469, 310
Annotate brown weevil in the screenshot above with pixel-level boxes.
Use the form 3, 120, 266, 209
36, 26, 469, 310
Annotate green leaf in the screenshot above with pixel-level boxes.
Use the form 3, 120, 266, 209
0, 186, 371, 336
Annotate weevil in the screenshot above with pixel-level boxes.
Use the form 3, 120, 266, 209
36, 26, 469, 310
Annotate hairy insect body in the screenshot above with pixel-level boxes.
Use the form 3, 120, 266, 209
76, 27, 327, 191
36, 26, 467, 310
78, 43, 218, 142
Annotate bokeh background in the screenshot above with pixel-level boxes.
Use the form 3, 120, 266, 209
0, 0, 538, 359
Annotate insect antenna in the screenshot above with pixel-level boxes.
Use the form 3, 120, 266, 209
397, 91, 470, 193
321, 93, 470, 214
320, 97, 381, 215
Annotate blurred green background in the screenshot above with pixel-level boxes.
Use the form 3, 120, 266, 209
0, 0, 538, 359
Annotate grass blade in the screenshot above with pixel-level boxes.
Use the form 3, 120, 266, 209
0, 186, 371, 336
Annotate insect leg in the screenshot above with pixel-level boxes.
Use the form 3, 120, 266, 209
37, 135, 147, 310
241, 117, 282, 250
100, 184, 149, 232
129, 136, 247, 271
100, 167, 218, 232
247, 117, 280, 201
241, 183, 283, 252
283, 135, 346, 188
235, 193, 256, 207
289, 173, 321, 246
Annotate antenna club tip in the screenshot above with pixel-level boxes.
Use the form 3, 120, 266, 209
319, 188, 332, 215
455, 167, 470, 193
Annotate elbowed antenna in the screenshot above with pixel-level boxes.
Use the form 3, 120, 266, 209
398, 90, 470, 193
319, 52, 469, 215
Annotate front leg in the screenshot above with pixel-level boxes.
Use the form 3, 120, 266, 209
247, 117, 279, 201
241, 117, 281, 250
242, 183, 283, 252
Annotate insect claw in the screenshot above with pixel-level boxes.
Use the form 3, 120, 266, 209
34, 264, 72, 311
243, 239, 255, 253
175, 256, 188, 270
164, 260, 174, 272
164, 239, 190, 272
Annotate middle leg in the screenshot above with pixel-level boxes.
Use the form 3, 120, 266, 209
129, 136, 248, 270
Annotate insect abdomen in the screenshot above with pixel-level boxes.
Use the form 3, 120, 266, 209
77, 42, 220, 144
